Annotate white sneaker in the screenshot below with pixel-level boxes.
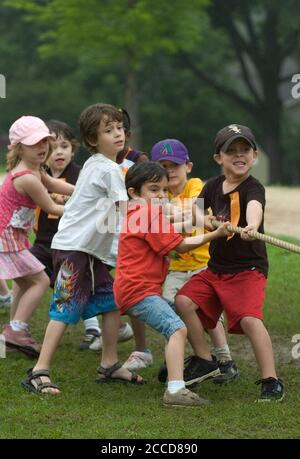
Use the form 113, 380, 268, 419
79, 329, 101, 351
86, 323, 133, 351
0, 293, 12, 309
123, 350, 153, 371
118, 322, 134, 342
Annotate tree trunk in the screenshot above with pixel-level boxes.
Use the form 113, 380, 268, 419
125, 63, 141, 149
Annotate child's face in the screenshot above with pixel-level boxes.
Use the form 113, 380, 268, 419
214, 138, 257, 179
159, 160, 192, 190
21, 138, 50, 166
129, 176, 169, 202
96, 117, 125, 159
47, 135, 73, 173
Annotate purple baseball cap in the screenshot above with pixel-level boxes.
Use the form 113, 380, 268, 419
151, 139, 190, 165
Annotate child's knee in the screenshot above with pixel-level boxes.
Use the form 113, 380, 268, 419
240, 316, 260, 332
172, 326, 187, 340
175, 294, 193, 314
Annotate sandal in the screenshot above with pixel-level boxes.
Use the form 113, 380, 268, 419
96, 361, 146, 385
21, 368, 61, 394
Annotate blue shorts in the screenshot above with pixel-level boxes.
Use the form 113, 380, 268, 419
49, 250, 118, 325
128, 295, 185, 339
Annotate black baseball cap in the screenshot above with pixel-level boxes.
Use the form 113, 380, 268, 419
214, 124, 257, 154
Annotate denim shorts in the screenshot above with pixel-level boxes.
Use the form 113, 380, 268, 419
128, 295, 185, 339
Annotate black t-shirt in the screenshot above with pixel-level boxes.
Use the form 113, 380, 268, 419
34, 162, 81, 246
199, 175, 268, 276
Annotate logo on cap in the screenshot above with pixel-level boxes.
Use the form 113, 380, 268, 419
160, 143, 173, 156
228, 124, 242, 134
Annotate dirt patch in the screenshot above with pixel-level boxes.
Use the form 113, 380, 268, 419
227, 334, 300, 367
265, 187, 300, 239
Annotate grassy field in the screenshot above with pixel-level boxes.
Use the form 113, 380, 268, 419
1, 239, 300, 439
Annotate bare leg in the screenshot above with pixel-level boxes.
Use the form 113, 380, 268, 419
31, 320, 68, 394
208, 321, 227, 348
165, 327, 187, 381
176, 294, 212, 360
0, 279, 10, 296
101, 310, 121, 367
240, 316, 277, 379
130, 316, 146, 351
101, 310, 143, 382
12, 271, 49, 323
10, 282, 20, 320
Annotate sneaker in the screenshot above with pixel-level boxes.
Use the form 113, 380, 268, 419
158, 361, 168, 383
0, 293, 12, 309
118, 322, 134, 343
83, 323, 133, 351
79, 328, 101, 351
213, 360, 240, 385
123, 350, 153, 371
163, 388, 209, 407
255, 377, 285, 402
2, 324, 41, 357
184, 355, 221, 387
157, 356, 191, 383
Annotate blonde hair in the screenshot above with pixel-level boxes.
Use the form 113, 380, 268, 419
6, 140, 54, 172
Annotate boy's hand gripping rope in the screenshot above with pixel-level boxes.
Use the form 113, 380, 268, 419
211, 219, 300, 255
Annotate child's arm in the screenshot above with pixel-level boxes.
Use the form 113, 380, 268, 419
41, 172, 75, 196
174, 221, 231, 253
15, 174, 64, 216
241, 200, 263, 241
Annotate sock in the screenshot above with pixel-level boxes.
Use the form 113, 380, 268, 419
167, 380, 185, 394
214, 345, 232, 362
10, 320, 28, 332
84, 317, 101, 334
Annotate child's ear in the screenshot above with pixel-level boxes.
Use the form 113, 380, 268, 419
127, 187, 138, 199
186, 162, 193, 173
86, 134, 98, 147
213, 153, 222, 165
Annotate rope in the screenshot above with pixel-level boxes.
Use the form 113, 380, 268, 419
211, 219, 300, 255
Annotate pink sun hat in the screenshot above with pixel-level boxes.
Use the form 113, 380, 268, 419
8, 115, 55, 149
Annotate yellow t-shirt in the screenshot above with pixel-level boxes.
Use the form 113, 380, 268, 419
168, 178, 210, 271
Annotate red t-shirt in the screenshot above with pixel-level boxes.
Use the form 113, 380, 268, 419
114, 202, 183, 313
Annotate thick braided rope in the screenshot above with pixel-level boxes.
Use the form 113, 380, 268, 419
211, 219, 300, 255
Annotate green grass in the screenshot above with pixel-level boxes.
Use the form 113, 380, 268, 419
1, 237, 300, 439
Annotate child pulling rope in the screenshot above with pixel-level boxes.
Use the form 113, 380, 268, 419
211, 218, 300, 255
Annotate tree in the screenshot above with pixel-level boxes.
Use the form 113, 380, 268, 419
181, 0, 300, 183
7, 0, 208, 147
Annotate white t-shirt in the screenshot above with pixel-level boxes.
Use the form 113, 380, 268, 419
101, 157, 134, 267
51, 154, 128, 260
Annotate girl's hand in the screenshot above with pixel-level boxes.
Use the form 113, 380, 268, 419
50, 193, 69, 205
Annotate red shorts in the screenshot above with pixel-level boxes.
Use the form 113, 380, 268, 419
177, 268, 267, 334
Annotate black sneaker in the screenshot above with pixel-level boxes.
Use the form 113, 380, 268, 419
157, 361, 168, 383
157, 355, 200, 383
255, 377, 285, 402
79, 329, 101, 351
213, 360, 240, 385
184, 355, 221, 387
